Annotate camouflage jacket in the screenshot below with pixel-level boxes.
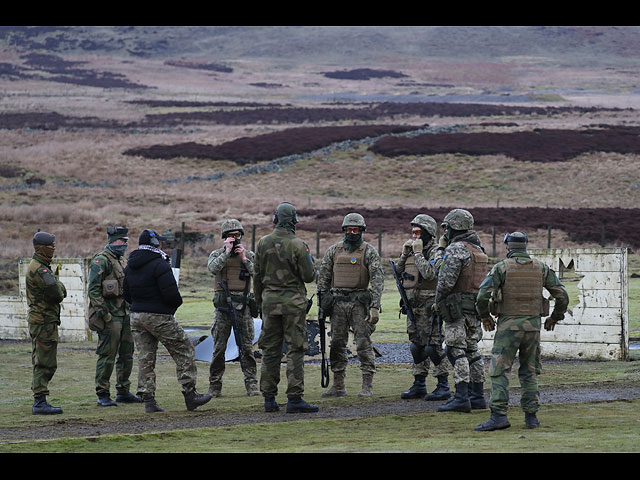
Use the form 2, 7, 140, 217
25, 253, 67, 324
254, 227, 316, 310
88, 247, 129, 318
476, 250, 569, 331
317, 241, 384, 309
207, 247, 256, 292
396, 240, 443, 302
435, 230, 484, 303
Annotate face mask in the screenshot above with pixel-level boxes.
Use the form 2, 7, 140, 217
35, 245, 55, 264
107, 243, 128, 257
343, 232, 363, 251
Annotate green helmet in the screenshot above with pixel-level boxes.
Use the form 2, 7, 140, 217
410, 214, 437, 237
221, 219, 244, 238
442, 208, 474, 231
504, 231, 528, 249
342, 212, 366, 231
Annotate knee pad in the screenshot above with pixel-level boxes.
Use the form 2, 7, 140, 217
445, 345, 466, 366
409, 342, 428, 364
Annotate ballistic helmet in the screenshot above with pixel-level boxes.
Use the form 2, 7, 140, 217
410, 214, 437, 237
503, 231, 528, 250
441, 209, 474, 231
342, 213, 366, 231
221, 219, 244, 238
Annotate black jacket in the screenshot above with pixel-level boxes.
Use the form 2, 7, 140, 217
123, 248, 183, 315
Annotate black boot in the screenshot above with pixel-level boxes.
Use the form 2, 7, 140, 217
469, 382, 487, 409
183, 390, 213, 411
115, 391, 143, 403
525, 412, 540, 429
437, 382, 471, 413
97, 393, 117, 407
401, 375, 427, 399
425, 375, 451, 401
286, 396, 319, 413
475, 411, 511, 431
32, 395, 63, 415
264, 396, 280, 412
144, 396, 164, 413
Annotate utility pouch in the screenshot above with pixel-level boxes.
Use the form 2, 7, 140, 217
541, 296, 550, 316
320, 292, 335, 316
444, 293, 464, 321
102, 279, 120, 298
248, 294, 259, 317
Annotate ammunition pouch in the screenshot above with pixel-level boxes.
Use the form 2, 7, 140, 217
320, 292, 335, 316
439, 292, 476, 322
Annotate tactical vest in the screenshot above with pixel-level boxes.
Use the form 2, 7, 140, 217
497, 257, 548, 316
214, 254, 251, 292
451, 241, 488, 294
331, 244, 369, 289
403, 254, 436, 290
92, 251, 126, 299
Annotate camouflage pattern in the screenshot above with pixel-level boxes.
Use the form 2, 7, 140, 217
130, 312, 199, 397
396, 240, 449, 377
207, 247, 258, 394
476, 249, 569, 415
435, 230, 486, 385
88, 248, 134, 396
25, 252, 67, 396
254, 220, 316, 399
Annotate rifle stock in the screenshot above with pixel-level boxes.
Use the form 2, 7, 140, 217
317, 292, 330, 388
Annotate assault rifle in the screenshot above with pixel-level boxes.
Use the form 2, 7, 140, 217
389, 259, 416, 329
218, 279, 245, 370
317, 291, 330, 388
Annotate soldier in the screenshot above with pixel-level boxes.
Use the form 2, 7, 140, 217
88, 226, 141, 407
317, 213, 384, 398
207, 219, 259, 397
26, 232, 67, 415
475, 232, 569, 431
124, 229, 212, 413
396, 214, 451, 401
434, 209, 488, 413
255, 202, 317, 413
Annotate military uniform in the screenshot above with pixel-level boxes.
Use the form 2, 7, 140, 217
317, 213, 384, 397
255, 202, 317, 413
396, 214, 450, 400
26, 232, 67, 415
207, 219, 259, 397
435, 209, 488, 413
88, 226, 139, 406
475, 232, 569, 431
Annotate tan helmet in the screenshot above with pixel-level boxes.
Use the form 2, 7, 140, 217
221, 219, 244, 238
342, 212, 366, 231
441, 208, 474, 231
504, 231, 528, 249
410, 214, 437, 237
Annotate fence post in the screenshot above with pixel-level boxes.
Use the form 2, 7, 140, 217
316, 228, 320, 258
492, 226, 496, 257
252, 224, 256, 252
378, 228, 383, 258
547, 225, 551, 248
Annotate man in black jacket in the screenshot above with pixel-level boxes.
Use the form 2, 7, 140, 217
124, 229, 212, 413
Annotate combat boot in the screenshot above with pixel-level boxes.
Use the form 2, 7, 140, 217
425, 375, 451, 401
97, 393, 117, 407
264, 396, 280, 412
32, 395, 63, 415
401, 375, 427, 399
144, 396, 164, 413
115, 390, 142, 403
525, 412, 540, 429
183, 390, 213, 411
469, 382, 487, 409
437, 382, 471, 413
357, 374, 374, 397
208, 382, 222, 398
286, 396, 319, 413
321, 371, 346, 397
246, 383, 260, 397
474, 411, 511, 431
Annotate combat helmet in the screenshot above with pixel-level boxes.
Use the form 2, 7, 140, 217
441, 208, 474, 231
342, 213, 366, 231
503, 231, 528, 250
410, 214, 437, 237
221, 219, 244, 238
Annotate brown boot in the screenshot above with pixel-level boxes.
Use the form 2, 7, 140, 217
358, 373, 374, 397
321, 372, 347, 397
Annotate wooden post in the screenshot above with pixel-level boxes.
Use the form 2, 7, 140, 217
252, 224, 256, 252
492, 226, 496, 258
378, 228, 382, 258
547, 225, 551, 248
316, 228, 320, 258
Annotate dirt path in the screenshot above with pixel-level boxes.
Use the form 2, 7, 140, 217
2, 382, 639, 444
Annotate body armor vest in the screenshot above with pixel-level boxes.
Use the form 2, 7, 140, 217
498, 257, 547, 316
403, 254, 436, 290
332, 244, 369, 289
214, 254, 251, 292
451, 241, 488, 294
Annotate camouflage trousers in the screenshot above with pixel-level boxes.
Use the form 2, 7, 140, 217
443, 312, 485, 385
258, 294, 308, 399
209, 306, 257, 391
407, 303, 450, 378
130, 312, 198, 398
329, 299, 376, 376
95, 315, 134, 396
29, 321, 59, 396
489, 326, 542, 415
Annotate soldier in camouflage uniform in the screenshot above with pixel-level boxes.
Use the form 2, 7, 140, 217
88, 226, 141, 407
317, 213, 384, 398
255, 202, 318, 413
475, 232, 569, 431
434, 209, 488, 413
207, 219, 259, 397
396, 214, 451, 401
26, 232, 67, 415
